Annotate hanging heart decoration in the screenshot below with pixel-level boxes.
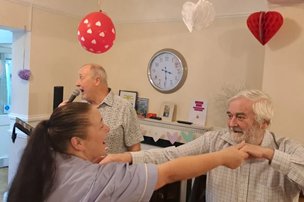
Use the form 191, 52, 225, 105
247, 11, 283, 45
77, 11, 116, 54
181, 0, 215, 32
18, 69, 31, 80
267, 0, 303, 4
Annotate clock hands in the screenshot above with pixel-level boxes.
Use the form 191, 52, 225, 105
161, 67, 172, 88
161, 67, 172, 80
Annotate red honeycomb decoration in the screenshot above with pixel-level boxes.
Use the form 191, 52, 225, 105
247, 11, 283, 45
77, 11, 116, 54
267, 0, 303, 3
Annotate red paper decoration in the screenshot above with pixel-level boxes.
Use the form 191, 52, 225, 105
77, 11, 116, 54
267, 0, 303, 3
247, 11, 283, 45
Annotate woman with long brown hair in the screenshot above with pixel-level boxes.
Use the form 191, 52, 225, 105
8, 102, 247, 202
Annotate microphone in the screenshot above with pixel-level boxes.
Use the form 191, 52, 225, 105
68, 89, 80, 103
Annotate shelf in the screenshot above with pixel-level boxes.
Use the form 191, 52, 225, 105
138, 118, 210, 134
138, 118, 211, 144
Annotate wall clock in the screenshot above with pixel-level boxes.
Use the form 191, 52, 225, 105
147, 48, 187, 94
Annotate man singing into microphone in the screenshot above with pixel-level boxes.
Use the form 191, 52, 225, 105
67, 63, 143, 154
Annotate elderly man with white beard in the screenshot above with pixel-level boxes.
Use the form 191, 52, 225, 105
101, 89, 304, 202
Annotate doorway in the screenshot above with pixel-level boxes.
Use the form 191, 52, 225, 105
0, 28, 12, 168
0, 28, 12, 202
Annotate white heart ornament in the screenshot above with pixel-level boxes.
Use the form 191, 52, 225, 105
181, 0, 215, 32
182, 1, 196, 32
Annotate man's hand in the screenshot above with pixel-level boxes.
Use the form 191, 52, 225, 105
240, 144, 274, 161
58, 100, 69, 108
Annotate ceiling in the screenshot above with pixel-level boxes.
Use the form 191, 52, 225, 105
9, 0, 270, 22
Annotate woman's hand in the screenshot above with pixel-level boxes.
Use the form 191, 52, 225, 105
219, 142, 249, 169
98, 153, 132, 164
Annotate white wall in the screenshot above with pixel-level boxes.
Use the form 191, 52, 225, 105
0, 0, 30, 30
263, 4, 304, 144
0, 0, 303, 146
99, 18, 264, 127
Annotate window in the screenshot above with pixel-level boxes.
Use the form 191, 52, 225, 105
0, 29, 12, 115
0, 55, 12, 114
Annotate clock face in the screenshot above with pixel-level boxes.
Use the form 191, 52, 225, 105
147, 49, 187, 93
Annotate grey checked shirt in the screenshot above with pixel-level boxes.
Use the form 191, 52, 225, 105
98, 90, 143, 154
132, 129, 304, 202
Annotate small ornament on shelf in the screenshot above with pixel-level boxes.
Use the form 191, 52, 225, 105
136, 97, 149, 118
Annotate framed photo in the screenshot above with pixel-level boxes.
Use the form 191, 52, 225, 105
119, 90, 138, 109
160, 102, 175, 122
136, 97, 149, 118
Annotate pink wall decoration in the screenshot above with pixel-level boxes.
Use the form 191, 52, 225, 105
247, 11, 283, 45
167, 132, 181, 145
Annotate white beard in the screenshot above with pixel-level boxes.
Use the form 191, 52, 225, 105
230, 124, 262, 145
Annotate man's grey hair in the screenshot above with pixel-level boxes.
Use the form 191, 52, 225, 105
228, 89, 274, 125
85, 63, 108, 85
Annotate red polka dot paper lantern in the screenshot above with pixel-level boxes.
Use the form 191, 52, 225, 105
77, 11, 116, 54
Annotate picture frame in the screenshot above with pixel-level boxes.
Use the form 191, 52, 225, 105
119, 90, 138, 109
136, 97, 149, 118
160, 102, 175, 122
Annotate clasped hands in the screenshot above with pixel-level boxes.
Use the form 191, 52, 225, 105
216, 142, 275, 169
96, 142, 275, 169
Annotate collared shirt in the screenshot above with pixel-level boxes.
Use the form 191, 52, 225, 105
97, 90, 143, 153
132, 129, 304, 202
47, 153, 157, 202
